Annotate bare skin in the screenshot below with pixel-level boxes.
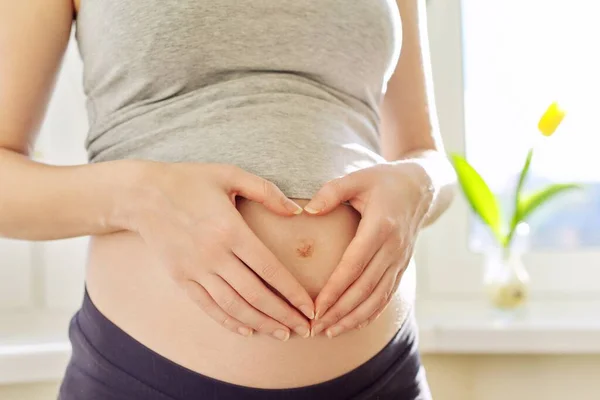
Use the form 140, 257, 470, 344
0, 0, 453, 389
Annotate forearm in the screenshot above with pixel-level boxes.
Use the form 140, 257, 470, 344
380, 0, 441, 161
0, 148, 151, 240
378, 0, 455, 227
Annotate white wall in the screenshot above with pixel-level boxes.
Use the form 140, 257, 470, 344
0, 382, 59, 400
423, 355, 600, 400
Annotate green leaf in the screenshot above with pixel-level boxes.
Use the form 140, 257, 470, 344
450, 153, 503, 242
517, 183, 584, 223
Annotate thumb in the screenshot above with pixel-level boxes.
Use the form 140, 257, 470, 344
304, 173, 365, 215
226, 166, 304, 216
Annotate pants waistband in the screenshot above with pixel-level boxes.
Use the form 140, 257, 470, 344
70, 289, 420, 399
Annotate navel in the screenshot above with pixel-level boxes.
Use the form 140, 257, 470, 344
296, 238, 315, 258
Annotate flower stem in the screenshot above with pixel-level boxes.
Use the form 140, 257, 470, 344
505, 148, 534, 249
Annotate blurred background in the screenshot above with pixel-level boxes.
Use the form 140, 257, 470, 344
1, 0, 599, 399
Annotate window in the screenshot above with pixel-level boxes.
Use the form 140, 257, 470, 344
417, 0, 600, 299
0, 32, 87, 313
463, 0, 600, 250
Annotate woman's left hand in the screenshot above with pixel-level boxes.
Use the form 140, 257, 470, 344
304, 161, 434, 338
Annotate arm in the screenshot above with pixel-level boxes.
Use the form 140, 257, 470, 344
0, 148, 150, 240
0, 0, 136, 240
380, 0, 456, 227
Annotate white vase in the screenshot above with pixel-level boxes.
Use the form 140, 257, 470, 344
483, 223, 531, 311
483, 250, 530, 310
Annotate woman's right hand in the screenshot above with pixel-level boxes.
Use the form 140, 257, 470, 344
124, 162, 314, 341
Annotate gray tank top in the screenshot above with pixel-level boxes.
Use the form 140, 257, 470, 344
74, 0, 402, 199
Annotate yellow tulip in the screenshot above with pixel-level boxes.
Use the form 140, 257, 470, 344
538, 102, 566, 136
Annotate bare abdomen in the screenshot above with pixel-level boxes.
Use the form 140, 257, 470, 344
84, 197, 412, 388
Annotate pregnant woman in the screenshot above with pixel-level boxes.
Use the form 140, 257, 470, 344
0, 0, 455, 399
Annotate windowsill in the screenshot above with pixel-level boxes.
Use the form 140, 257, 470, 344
0, 311, 72, 385
2, 300, 600, 385
417, 298, 600, 354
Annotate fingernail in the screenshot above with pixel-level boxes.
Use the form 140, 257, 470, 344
285, 200, 304, 215
295, 325, 310, 338
304, 201, 326, 214
315, 306, 329, 320
300, 305, 315, 320
237, 327, 253, 337
326, 325, 344, 339
273, 329, 290, 342
311, 323, 325, 337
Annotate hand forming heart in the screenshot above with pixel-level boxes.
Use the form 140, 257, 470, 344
302, 161, 435, 338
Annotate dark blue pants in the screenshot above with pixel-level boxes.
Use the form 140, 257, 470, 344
59, 290, 432, 399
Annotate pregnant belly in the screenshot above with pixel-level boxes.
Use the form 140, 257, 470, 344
85, 197, 413, 388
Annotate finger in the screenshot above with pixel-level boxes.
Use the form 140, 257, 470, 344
363, 251, 415, 328
230, 217, 315, 320
324, 265, 398, 338
219, 257, 311, 338
303, 172, 367, 215
225, 165, 304, 216
314, 215, 395, 319
201, 274, 292, 342
363, 261, 406, 328
181, 280, 253, 338
310, 239, 397, 336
